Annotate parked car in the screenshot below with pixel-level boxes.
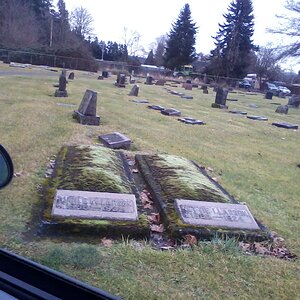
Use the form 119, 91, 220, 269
277, 86, 291, 96
238, 80, 251, 89
265, 82, 279, 95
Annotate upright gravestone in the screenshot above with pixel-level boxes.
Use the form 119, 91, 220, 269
102, 71, 109, 78
265, 91, 273, 100
68, 72, 74, 80
129, 84, 139, 96
275, 105, 288, 114
202, 85, 208, 94
145, 76, 153, 85
115, 73, 126, 87
212, 87, 228, 109
288, 95, 300, 108
54, 71, 68, 97
73, 89, 100, 125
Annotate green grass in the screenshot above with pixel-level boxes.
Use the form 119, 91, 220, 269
0, 64, 299, 299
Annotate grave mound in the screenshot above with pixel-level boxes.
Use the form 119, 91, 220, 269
136, 154, 268, 241
41, 146, 149, 238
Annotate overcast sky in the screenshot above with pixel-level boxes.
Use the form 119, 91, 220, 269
63, 0, 299, 71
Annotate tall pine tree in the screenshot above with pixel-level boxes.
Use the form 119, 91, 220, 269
163, 4, 197, 70
210, 0, 255, 78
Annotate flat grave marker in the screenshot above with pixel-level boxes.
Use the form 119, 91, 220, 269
52, 190, 138, 221
99, 132, 131, 149
161, 108, 181, 116
175, 199, 260, 230
229, 110, 247, 115
272, 122, 298, 130
132, 99, 149, 104
57, 103, 77, 107
178, 117, 206, 125
247, 115, 268, 121
148, 105, 165, 111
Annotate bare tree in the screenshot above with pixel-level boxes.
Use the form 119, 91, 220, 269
122, 27, 145, 56
149, 35, 167, 66
269, 0, 300, 59
70, 6, 94, 39
0, 0, 39, 47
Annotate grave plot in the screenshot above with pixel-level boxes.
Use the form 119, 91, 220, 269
272, 122, 298, 129
41, 145, 149, 238
136, 153, 268, 241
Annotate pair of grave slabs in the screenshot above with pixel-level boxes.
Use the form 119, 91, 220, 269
44, 145, 266, 240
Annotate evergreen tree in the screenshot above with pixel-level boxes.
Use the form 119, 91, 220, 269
163, 4, 197, 70
144, 50, 156, 65
55, 0, 70, 46
210, 0, 255, 78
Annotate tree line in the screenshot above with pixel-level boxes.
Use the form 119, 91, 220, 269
0, 0, 298, 79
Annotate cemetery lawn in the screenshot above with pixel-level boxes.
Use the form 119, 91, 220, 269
0, 65, 299, 299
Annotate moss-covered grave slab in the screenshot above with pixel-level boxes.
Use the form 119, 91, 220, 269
136, 154, 269, 241
41, 145, 149, 238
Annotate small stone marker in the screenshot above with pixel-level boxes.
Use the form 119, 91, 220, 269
145, 76, 153, 85
155, 79, 165, 86
275, 105, 288, 114
99, 132, 131, 149
175, 199, 260, 230
129, 84, 139, 96
178, 117, 205, 125
68, 72, 74, 80
229, 110, 247, 115
148, 105, 165, 111
54, 71, 68, 97
73, 89, 100, 125
202, 86, 208, 94
56, 102, 77, 107
161, 108, 181, 116
272, 122, 298, 129
212, 87, 228, 109
132, 99, 149, 103
52, 189, 138, 221
247, 115, 268, 121
265, 91, 273, 100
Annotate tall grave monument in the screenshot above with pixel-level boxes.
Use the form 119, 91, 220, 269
54, 70, 68, 97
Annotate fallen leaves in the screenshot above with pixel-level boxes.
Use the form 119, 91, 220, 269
140, 190, 153, 210
150, 224, 165, 233
184, 234, 198, 245
147, 213, 160, 223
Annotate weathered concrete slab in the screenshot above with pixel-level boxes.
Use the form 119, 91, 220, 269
52, 189, 138, 221
175, 199, 260, 230
99, 132, 131, 149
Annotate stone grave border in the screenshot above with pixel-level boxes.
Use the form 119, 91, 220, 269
135, 154, 268, 241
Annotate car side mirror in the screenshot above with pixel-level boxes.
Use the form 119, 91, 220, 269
0, 144, 14, 189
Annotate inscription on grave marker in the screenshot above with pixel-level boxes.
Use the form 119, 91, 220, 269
52, 190, 138, 221
175, 199, 260, 230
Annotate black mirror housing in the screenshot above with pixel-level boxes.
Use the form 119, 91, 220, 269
0, 144, 14, 189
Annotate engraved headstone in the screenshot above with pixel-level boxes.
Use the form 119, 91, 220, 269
129, 84, 139, 96
99, 132, 131, 149
73, 89, 100, 125
52, 190, 138, 221
55, 71, 68, 97
275, 105, 288, 114
272, 122, 298, 129
212, 87, 228, 109
102, 70, 109, 78
175, 199, 260, 230
184, 83, 193, 90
